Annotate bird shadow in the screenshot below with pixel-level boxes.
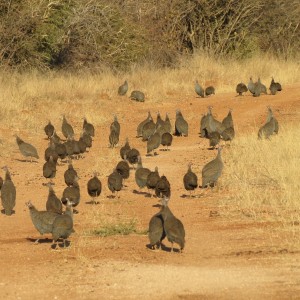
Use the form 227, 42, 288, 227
181, 194, 201, 199
132, 189, 151, 196
15, 159, 39, 163
51, 240, 71, 249
85, 201, 100, 205
152, 204, 161, 208
145, 243, 180, 253
1, 209, 15, 215
107, 195, 118, 199
26, 237, 52, 244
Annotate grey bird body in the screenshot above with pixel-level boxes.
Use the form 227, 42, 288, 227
44, 121, 55, 139
44, 140, 58, 163
116, 159, 130, 180
61, 177, 80, 208
46, 183, 62, 214
107, 170, 123, 196
202, 147, 224, 188
205, 86, 215, 96
126, 148, 140, 169
236, 83, 248, 96
146, 167, 160, 196
142, 119, 156, 141
248, 77, 255, 95
221, 127, 235, 142
183, 163, 198, 197
258, 117, 275, 139
1, 167, 16, 216
62, 116, 74, 139
87, 173, 102, 203
64, 160, 78, 186
148, 212, 166, 250
83, 118, 95, 137
175, 110, 188, 136
120, 138, 131, 160
26, 201, 60, 243
135, 156, 151, 189
43, 156, 56, 179
147, 130, 161, 155
195, 80, 204, 98
130, 90, 145, 102
118, 80, 128, 96
161, 132, 172, 150
155, 175, 171, 198
15, 135, 39, 162
110, 115, 120, 137
208, 131, 220, 149
222, 110, 233, 129
137, 111, 152, 137
266, 106, 279, 134
109, 128, 119, 148
52, 199, 74, 248
200, 114, 209, 138
160, 197, 185, 252
164, 113, 172, 133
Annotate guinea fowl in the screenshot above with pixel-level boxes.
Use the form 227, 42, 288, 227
208, 131, 220, 149
50, 130, 61, 145
155, 175, 171, 198
164, 113, 172, 133
61, 176, 80, 212
200, 113, 209, 138
146, 166, 160, 197
52, 199, 74, 249
202, 147, 224, 188
15, 135, 39, 162
45, 182, 62, 214
221, 127, 235, 144
116, 157, 130, 182
54, 140, 67, 162
205, 86, 215, 96
87, 172, 102, 204
156, 111, 165, 128
175, 110, 188, 136
82, 129, 93, 149
161, 132, 173, 150
0, 176, 3, 190
44, 121, 55, 139
44, 139, 59, 163
107, 170, 123, 198
1, 166, 16, 216
43, 156, 57, 181
64, 159, 78, 187
248, 77, 255, 95
130, 90, 145, 102
118, 80, 128, 96
83, 117, 95, 137
148, 212, 166, 250
137, 111, 152, 137
142, 118, 156, 141
183, 163, 198, 198
135, 156, 151, 190
147, 127, 161, 156
266, 106, 279, 134
258, 77, 267, 95
195, 80, 204, 98
61, 115, 74, 140
109, 127, 119, 148
236, 83, 248, 96
64, 135, 74, 158
120, 138, 131, 159
222, 109, 233, 130
110, 115, 121, 137
26, 201, 60, 243
159, 197, 185, 253
207, 106, 225, 134
258, 117, 276, 139
126, 148, 140, 169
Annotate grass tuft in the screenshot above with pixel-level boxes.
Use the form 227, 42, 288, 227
90, 218, 147, 237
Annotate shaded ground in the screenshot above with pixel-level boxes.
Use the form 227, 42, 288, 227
1, 84, 300, 299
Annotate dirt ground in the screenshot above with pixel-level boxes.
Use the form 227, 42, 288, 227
1, 84, 300, 299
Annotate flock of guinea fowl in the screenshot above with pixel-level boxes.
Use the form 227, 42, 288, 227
0, 75, 281, 251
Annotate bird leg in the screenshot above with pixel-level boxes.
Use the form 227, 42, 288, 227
171, 242, 174, 253
34, 238, 40, 244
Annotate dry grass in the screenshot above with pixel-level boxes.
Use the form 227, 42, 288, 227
0, 53, 299, 131
221, 124, 300, 222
